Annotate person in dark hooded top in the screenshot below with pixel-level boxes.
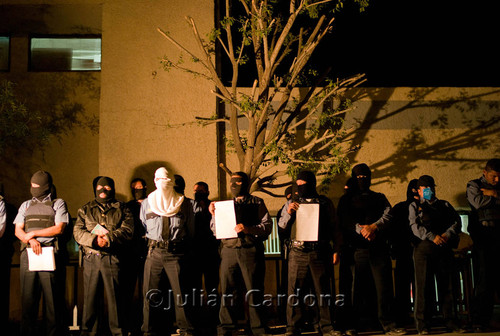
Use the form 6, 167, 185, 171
389, 179, 418, 326
278, 170, 342, 336
209, 172, 272, 336
14, 170, 69, 336
73, 176, 134, 336
337, 164, 405, 336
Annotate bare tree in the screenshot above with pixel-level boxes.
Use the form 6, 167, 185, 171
159, 0, 368, 194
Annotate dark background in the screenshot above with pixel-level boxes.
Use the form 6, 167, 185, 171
220, 0, 500, 87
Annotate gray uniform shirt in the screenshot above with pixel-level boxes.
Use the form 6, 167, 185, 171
140, 197, 194, 242
14, 195, 69, 244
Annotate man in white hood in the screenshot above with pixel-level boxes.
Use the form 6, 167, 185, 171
141, 167, 195, 336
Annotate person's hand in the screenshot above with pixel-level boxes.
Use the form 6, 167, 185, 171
287, 202, 299, 214
23, 231, 36, 244
209, 202, 216, 216
332, 252, 339, 265
96, 235, 108, 248
29, 239, 42, 255
481, 188, 498, 198
360, 224, 377, 241
235, 223, 249, 234
433, 234, 447, 246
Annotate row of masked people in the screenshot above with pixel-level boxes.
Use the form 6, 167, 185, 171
327, 160, 500, 336
1, 158, 499, 336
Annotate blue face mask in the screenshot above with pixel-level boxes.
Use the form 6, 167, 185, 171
422, 187, 434, 200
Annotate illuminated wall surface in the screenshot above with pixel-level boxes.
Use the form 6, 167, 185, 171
0, 0, 498, 215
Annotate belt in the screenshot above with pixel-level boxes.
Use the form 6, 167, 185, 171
292, 240, 321, 251
148, 239, 169, 249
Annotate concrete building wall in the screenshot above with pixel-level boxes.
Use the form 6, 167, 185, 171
99, 0, 218, 202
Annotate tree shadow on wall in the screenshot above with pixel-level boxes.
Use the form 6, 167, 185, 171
0, 74, 100, 205
345, 87, 500, 189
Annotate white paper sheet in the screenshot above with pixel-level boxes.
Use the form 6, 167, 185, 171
27, 246, 56, 271
295, 203, 320, 241
214, 200, 238, 239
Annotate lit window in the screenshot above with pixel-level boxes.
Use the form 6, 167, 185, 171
30, 36, 101, 71
0, 36, 9, 71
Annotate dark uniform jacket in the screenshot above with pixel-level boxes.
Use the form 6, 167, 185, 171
74, 199, 134, 256
210, 195, 272, 248
278, 195, 342, 253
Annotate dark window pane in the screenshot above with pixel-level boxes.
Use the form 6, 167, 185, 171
0, 36, 9, 71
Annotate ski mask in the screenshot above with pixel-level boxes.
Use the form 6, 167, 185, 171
194, 182, 209, 202
296, 170, 318, 199
95, 176, 115, 203
352, 163, 372, 191
230, 172, 249, 198
131, 178, 147, 201
30, 170, 53, 200
173, 175, 186, 195
406, 179, 419, 202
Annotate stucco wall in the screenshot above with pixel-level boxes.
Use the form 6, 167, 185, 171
99, 0, 218, 201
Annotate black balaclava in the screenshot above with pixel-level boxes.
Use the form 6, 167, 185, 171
352, 163, 372, 191
95, 176, 115, 203
92, 176, 103, 197
230, 172, 250, 198
30, 170, 53, 200
131, 178, 147, 201
174, 174, 186, 195
194, 182, 209, 202
296, 170, 318, 198
406, 179, 419, 202
344, 177, 358, 194
284, 185, 293, 200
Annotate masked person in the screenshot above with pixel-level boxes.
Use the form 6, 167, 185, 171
466, 158, 500, 332
389, 179, 418, 327
123, 178, 148, 336
141, 168, 195, 336
209, 172, 272, 336
277, 171, 342, 336
409, 175, 465, 335
14, 170, 69, 336
73, 176, 134, 336
191, 181, 220, 333
337, 164, 405, 336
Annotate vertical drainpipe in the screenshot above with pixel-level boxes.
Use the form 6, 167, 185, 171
215, 0, 227, 200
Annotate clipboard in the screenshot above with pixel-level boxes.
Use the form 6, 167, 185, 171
27, 246, 56, 271
214, 200, 238, 239
295, 203, 320, 241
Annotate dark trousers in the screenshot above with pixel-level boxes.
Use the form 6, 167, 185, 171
471, 226, 500, 327
142, 247, 193, 335
20, 249, 65, 336
353, 247, 396, 332
0, 249, 12, 329
218, 245, 267, 335
413, 240, 455, 331
287, 248, 335, 333
191, 247, 221, 330
337, 246, 355, 331
121, 254, 145, 335
81, 253, 122, 336
393, 246, 415, 325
